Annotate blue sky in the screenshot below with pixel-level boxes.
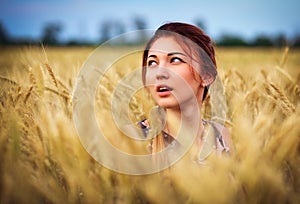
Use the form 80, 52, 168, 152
0, 0, 299, 42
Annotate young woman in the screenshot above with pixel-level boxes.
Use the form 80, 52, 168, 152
140, 22, 231, 164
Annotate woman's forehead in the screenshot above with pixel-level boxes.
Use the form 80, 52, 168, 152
149, 36, 186, 55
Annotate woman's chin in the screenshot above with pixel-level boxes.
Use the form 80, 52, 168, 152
156, 101, 179, 109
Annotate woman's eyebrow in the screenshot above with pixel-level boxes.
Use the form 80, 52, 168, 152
167, 52, 187, 56
148, 52, 186, 58
148, 54, 157, 58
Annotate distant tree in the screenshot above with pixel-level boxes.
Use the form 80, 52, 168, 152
0, 22, 10, 45
251, 35, 273, 46
41, 22, 63, 45
100, 20, 112, 43
193, 18, 206, 31
113, 21, 126, 44
292, 34, 300, 47
133, 16, 147, 31
65, 39, 81, 46
273, 33, 288, 47
132, 16, 147, 44
99, 20, 125, 44
217, 34, 248, 46
115, 21, 125, 36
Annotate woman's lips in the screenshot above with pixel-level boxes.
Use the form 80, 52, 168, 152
156, 85, 173, 97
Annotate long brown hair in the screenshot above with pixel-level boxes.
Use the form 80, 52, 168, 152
142, 22, 217, 101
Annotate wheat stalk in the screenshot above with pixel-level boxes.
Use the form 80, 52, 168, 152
234, 70, 246, 84
265, 82, 296, 115
28, 67, 37, 90
57, 79, 69, 92
45, 63, 59, 89
24, 85, 33, 104
275, 66, 294, 83
0, 75, 20, 87
279, 46, 289, 68
270, 83, 295, 112
129, 95, 145, 122
260, 70, 268, 81
44, 86, 70, 100
13, 86, 22, 107
293, 85, 300, 97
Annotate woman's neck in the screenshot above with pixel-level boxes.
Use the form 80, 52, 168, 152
164, 103, 203, 139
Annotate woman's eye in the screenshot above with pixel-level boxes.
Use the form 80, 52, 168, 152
148, 60, 158, 67
170, 57, 185, 64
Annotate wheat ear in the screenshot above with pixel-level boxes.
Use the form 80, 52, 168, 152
266, 82, 296, 114
28, 66, 37, 90
45, 63, 59, 89
24, 85, 33, 104
0, 75, 20, 87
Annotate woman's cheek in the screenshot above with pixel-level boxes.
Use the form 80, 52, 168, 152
145, 72, 155, 86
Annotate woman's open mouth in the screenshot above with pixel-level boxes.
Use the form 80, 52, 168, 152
156, 85, 173, 97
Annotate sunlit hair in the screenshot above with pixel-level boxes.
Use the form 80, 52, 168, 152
142, 22, 217, 101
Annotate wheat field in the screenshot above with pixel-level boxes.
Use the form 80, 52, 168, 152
0, 45, 299, 203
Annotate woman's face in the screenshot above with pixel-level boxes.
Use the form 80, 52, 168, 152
145, 36, 203, 109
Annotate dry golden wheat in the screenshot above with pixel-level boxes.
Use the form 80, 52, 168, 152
265, 82, 296, 115
45, 63, 59, 89
0, 46, 299, 203
23, 85, 33, 104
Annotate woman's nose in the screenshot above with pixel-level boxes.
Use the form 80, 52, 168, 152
156, 67, 169, 80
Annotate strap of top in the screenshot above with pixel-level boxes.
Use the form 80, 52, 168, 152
199, 120, 230, 161
204, 120, 230, 152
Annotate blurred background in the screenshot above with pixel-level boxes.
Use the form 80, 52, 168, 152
1, 1, 300, 203
0, 0, 300, 47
